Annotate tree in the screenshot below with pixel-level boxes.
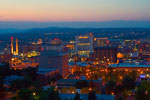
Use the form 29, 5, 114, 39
24, 75, 33, 88
38, 90, 48, 100
122, 75, 135, 90
135, 81, 150, 100
105, 80, 116, 94
88, 91, 96, 100
75, 80, 89, 89
146, 94, 150, 100
33, 80, 43, 89
89, 80, 94, 89
47, 87, 60, 100
0, 62, 10, 90
116, 96, 124, 100
115, 84, 124, 95
0, 90, 6, 99
105, 67, 114, 81
10, 75, 34, 91
10, 97, 17, 100
10, 79, 24, 90
128, 71, 137, 81
135, 87, 146, 100
74, 93, 80, 100
140, 81, 150, 90
0, 76, 3, 90
24, 67, 37, 81
17, 89, 34, 100
74, 71, 81, 76
49, 73, 63, 84
0, 62, 10, 77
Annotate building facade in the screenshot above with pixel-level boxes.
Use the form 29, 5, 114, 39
94, 37, 109, 47
94, 47, 117, 64
75, 34, 93, 56
39, 50, 69, 78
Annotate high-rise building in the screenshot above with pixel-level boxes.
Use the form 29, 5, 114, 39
51, 38, 62, 45
0, 54, 12, 63
139, 42, 150, 53
42, 44, 63, 52
42, 38, 63, 52
39, 50, 69, 78
94, 47, 117, 64
94, 37, 109, 47
75, 34, 93, 56
22, 44, 42, 53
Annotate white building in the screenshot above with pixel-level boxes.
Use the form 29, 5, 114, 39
75, 34, 93, 56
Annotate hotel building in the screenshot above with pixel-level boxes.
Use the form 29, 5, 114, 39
94, 47, 117, 64
75, 34, 93, 56
39, 50, 69, 78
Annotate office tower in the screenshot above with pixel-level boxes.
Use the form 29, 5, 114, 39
94, 47, 117, 64
51, 38, 62, 45
139, 42, 150, 53
37, 39, 42, 44
94, 37, 109, 47
43, 38, 63, 52
39, 50, 69, 78
75, 33, 93, 56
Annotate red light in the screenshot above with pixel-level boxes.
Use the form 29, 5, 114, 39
145, 91, 148, 95
54, 38, 60, 40
11, 37, 14, 40
106, 40, 109, 44
41, 47, 44, 51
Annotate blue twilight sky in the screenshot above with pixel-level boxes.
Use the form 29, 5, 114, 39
0, 0, 150, 21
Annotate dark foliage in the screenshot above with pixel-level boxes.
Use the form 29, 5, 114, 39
75, 80, 89, 89
88, 91, 96, 100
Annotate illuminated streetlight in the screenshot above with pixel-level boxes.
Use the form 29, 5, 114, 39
33, 92, 36, 96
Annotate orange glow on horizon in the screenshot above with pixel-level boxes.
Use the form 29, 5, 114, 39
0, 0, 149, 22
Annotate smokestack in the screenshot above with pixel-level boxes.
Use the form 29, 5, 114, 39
16, 38, 18, 55
11, 37, 14, 54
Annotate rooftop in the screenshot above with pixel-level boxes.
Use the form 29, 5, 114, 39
57, 79, 101, 83
111, 63, 150, 67
37, 68, 57, 74
94, 46, 117, 50
41, 50, 67, 56
59, 93, 114, 100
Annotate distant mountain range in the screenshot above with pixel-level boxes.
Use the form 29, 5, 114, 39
0, 20, 150, 33
0, 27, 150, 41
0, 28, 22, 34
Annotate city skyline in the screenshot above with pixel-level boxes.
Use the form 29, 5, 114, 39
1, 1, 150, 100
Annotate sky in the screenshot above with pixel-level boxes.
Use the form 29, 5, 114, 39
0, 0, 150, 22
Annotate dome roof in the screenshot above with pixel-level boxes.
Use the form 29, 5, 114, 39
117, 52, 124, 58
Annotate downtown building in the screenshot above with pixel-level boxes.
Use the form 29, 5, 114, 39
75, 34, 93, 57
94, 47, 117, 64
42, 38, 63, 52
39, 50, 69, 78
94, 37, 109, 47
